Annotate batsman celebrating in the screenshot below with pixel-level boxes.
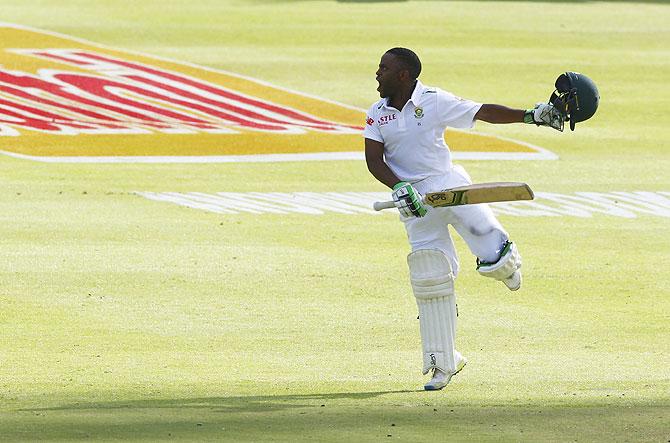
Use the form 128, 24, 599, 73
364, 48, 598, 390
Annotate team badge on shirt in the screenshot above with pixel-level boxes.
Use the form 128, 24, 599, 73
414, 107, 424, 119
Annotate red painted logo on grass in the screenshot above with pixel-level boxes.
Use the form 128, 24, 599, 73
1, 49, 360, 135
0, 25, 556, 161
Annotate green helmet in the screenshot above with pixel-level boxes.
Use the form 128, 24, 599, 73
549, 72, 599, 131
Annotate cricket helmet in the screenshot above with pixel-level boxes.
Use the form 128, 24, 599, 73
549, 71, 599, 131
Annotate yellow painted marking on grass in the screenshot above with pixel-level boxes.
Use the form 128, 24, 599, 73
0, 24, 556, 162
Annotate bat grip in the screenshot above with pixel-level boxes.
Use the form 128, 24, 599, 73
373, 195, 430, 211
372, 200, 396, 211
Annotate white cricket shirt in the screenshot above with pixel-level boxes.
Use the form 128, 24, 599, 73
363, 80, 482, 183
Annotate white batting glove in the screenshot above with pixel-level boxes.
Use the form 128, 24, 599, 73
524, 103, 565, 132
392, 182, 427, 218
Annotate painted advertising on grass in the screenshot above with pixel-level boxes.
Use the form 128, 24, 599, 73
0, 24, 556, 163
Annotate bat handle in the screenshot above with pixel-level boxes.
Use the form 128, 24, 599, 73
373, 200, 396, 211
374, 195, 429, 211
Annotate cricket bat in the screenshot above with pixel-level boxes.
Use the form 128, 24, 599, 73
372, 182, 534, 211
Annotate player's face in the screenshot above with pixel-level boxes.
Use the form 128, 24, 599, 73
376, 53, 404, 98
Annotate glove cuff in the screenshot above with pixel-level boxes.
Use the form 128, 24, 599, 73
392, 181, 408, 191
523, 109, 535, 124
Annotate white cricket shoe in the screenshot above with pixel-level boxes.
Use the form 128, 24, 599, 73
503, 270, 522, 291
424, 357, 467, 391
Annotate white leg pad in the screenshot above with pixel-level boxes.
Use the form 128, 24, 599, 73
407, 249, 457, 375
477, 241, 522, 281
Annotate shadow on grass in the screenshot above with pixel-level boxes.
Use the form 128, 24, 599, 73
23, 390, 419, 413
5, 391, 670, 441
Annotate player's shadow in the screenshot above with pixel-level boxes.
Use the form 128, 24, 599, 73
9, 393, 669, 441
24, 389, 418, 414
8, 390, 420, 440
7, 390, 419, 441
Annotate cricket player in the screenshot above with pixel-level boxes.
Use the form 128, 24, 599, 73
364, 47, 564, 391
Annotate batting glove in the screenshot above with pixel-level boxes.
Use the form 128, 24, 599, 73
392, 181, 427, 218
524, 103, 565, 132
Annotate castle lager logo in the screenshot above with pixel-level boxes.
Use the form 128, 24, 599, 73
0, 49, 360, 136
0, 24, 556, 162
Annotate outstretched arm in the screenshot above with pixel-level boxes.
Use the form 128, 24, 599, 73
474, 104, 525, 124
476, 103, 565, 131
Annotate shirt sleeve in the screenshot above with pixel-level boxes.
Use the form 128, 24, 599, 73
437, 90, 482, 129
362, 104, 383, 143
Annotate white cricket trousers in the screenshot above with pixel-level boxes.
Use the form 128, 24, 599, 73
401, 165, 509, 277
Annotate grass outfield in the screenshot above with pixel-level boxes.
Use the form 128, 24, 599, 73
1, 1, 669, 441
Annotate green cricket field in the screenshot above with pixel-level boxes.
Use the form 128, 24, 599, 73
0, 1, 668, 441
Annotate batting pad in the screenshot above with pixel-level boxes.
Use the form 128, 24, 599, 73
477, 241, 522, 281
407, 249, 458, 375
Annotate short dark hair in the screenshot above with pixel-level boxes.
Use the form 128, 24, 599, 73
385, 47, 421, 79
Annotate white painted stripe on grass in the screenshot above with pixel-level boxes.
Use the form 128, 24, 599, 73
0, 150, 364, 163
135, 191, 670, 218
0, 149, 557, 163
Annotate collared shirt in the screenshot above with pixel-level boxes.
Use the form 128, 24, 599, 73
363, 79, 482, 183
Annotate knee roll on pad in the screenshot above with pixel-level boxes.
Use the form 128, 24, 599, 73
407, 249, 457, 375
477, 241, 522, 280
